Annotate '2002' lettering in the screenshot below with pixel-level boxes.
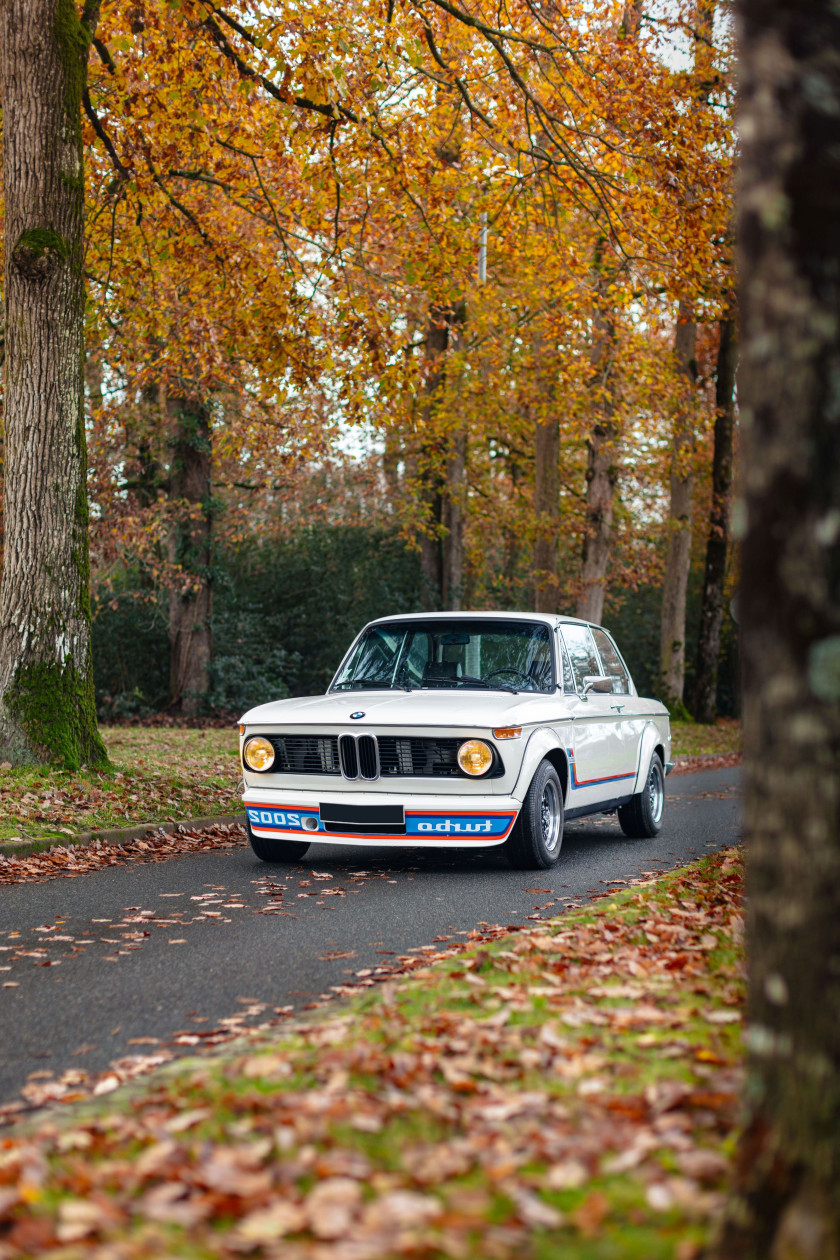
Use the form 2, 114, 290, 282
249, 809, 314, 829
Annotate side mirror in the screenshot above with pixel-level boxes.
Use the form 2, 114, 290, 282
582, 675, 612, 695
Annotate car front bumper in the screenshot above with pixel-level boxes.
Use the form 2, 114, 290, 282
242, 786, 522, 848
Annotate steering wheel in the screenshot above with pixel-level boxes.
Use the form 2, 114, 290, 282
483, 667, 532, 686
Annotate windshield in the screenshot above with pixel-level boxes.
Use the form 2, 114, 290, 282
331, 619, 555, 693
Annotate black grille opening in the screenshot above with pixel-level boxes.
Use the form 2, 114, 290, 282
339, 734, 359, 779
250, 735, 341, 775
358, 734, 379, 780
246, 733, 504, 779
378, 736, 504, 778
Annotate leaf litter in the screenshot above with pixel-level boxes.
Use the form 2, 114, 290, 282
0, 848, 744, 1258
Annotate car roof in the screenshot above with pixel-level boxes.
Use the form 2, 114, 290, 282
367, 611, 597, 628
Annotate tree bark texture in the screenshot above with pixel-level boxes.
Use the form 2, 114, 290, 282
533, 413, 560, 613
693, 312, 738, 724
0, 0, 107, 769
658, 301, 697, 707
165, 393, 213, 717
577, 304, 618, 624
711, 4, 840, 1256
418, 303, 466, 610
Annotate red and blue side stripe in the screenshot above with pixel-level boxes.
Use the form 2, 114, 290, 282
566, 748, 635, 790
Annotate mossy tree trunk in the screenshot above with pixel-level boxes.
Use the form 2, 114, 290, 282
0, 0, 108, 769
710, 2, 840, 1255
165, 392, 213, 718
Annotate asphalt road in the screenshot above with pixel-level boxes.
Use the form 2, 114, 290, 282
0, 766, 740, 1107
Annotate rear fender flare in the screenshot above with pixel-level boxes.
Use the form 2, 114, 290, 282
511, 728, 571, 808
632, 723, 663, 795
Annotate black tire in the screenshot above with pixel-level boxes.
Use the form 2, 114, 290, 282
504, 759, 564, 870
246, 819, 311, 864
618, 752, 665, 839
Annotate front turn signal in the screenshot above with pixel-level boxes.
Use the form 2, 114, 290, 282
492, 726, 521, 740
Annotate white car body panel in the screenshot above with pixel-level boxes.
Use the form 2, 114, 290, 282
239, 612, 671, 850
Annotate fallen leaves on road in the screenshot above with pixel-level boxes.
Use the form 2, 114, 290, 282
0, 849, 743, 1258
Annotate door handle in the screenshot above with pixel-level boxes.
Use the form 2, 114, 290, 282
610, 704, 625, 712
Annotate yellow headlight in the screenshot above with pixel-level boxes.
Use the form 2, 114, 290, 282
243, 736, 275, 772
457, 739, 494, 777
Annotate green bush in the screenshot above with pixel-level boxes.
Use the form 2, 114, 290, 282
92, 589, 169, 719
92, 525, 425, 716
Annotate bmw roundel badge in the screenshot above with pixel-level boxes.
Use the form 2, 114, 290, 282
350, 711, 365, 720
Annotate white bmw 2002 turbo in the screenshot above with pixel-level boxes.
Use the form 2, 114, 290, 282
238, 612, 672, 870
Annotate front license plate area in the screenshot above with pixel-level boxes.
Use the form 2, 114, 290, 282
319, 802, 406, 834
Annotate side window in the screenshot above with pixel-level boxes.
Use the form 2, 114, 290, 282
591, 628, 630, 694
556, 632, 575, 692
560, 624, 602, 691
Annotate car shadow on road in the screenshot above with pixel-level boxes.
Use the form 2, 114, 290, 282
266, 816, 649, 879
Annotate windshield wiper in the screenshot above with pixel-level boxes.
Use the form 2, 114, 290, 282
460, 675, 519, 694
334, 678, 407, 691
420, 676, 519, 695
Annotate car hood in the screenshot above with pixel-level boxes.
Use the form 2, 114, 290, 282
240, 688, 558, 729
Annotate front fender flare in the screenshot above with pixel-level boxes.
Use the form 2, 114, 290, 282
510, 727, 571, 807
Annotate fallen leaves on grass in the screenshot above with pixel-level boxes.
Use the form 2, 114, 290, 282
669, 719, 741, 761
0, 850, 744, 1258
0, 727, 240, 845
670, 752, 742, 776
0, 823, 245, 887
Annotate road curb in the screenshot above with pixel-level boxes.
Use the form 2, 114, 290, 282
0, 814, 247, 860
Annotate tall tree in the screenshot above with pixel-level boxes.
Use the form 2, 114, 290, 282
712, 1, 840, 1254
418, 303, 467, 609
693, 307, 737, 723
164, 390, 214, 717
0, 0, 108, 769
658, 1, 716, 708
658, 301, 698, 706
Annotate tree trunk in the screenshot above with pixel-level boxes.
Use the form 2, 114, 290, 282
710, 4, 840, 1255
441, 430, 467, 609
692, 311, 737, 723
0, 0, 108, 769
658, 301, 697, 707
577, 304, 617, 624
418, 302, 466, 609
533, 413, 560, 613
165, 392, 213, 717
